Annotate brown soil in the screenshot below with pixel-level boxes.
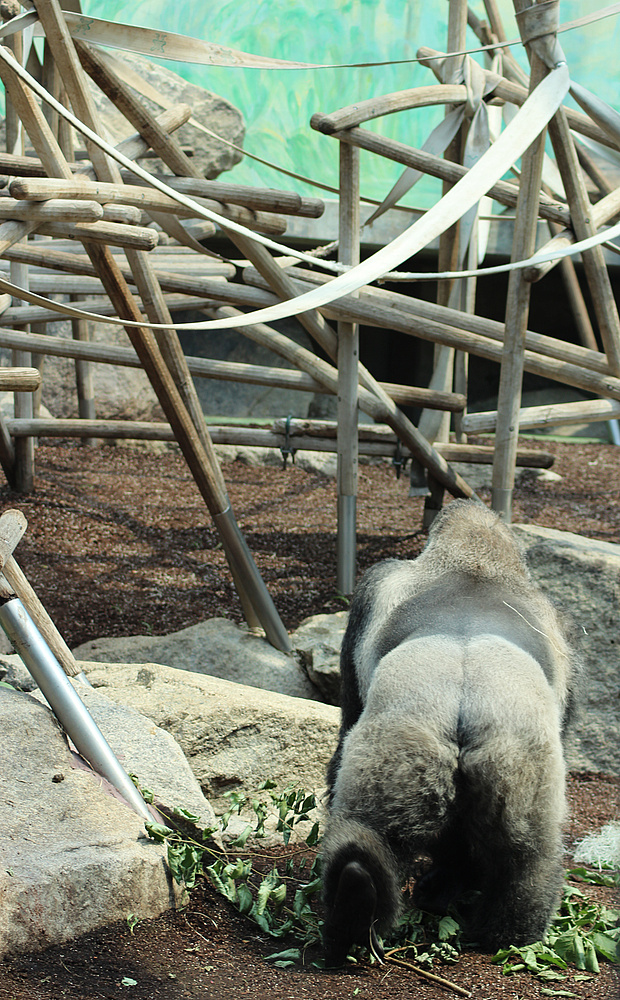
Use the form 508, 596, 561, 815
0, 437, 619, 1000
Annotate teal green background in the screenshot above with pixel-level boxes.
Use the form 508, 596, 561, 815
21, 2, 620, 206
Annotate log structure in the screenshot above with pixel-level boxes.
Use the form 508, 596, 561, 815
0, 0, 617, 629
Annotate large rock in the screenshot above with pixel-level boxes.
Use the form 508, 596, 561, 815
513, 524, 620, 774
80, 661, 339, 810
1, 681, 213, 959
87, 50, 245, 180
34, 681, 219, 835
291, 611, 347, 703
74, 617, 322, 701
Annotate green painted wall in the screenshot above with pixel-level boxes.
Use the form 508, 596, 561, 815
16, 2, 620, 207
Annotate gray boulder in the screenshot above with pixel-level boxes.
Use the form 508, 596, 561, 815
513, 525, 620, 774
88, 51, 245, 179
74, 617, 322, 701
1, 683, 195, 959
30, 680, 219, 836
291, 611, 347, 703
81, 661, 339, 811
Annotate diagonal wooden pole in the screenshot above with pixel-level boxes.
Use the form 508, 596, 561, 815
10, 4, 290, 650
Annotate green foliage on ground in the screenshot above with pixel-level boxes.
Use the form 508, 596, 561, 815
140, 779, 620, 982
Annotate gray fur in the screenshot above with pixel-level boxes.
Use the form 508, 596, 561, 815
322, 500, 579, 964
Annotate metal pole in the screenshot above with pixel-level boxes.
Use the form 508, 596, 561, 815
0, 597, 153, 822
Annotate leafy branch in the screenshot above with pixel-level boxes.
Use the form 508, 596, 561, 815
140, 778, 619, 986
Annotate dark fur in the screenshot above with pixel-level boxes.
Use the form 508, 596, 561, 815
322, 500, 578, 965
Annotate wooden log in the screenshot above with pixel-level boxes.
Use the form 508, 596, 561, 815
0, 293, 217, 325
34, 219, 159, 250
9, 177, 289, 234
0, 324, 464, 409
244, 267, 617, 381
75, 39, 200, 179
4, 415, 554, 467
9, 254, 34, 493
491, 11, 551, 522
546, 108, 620, 376
100, 204, 144, 225
0, 508, 27, 568
462, 397, 620, 433
336, 140, 360, 593
523, 183, 620, 283
0, 218, 38, 254
76, 103, 193, 179
418, 0, 467, 453
0, 196, 103, 221
0, 105, 192, 179
70, 293, 97, 444
0, 243, 235, 279
0, 367, 40, 391
131, 173, 325, 218
314, 124, 570, 228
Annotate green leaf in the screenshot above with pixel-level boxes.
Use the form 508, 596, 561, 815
172, 806, 201, 823
540, 990, 578, 997
590, 931, 620, 963
237, 883, 254, 915
583, 939, 600, 974
438, 915, 461, 941
305, 821, 320, 847
144, 821, 173, 843
256, 870, 282, 915
265, 948, 301, 964
229, 823, 253, 848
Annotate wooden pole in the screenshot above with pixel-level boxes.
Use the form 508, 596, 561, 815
418, 0, 468, 455
545, 111, 620, 376
491, 6, 553, 521
4, 415, 555, 469
20, 3, 290, 650
70, 295, 97, 444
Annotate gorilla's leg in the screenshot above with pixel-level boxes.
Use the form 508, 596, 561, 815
323, 715, 460, 960
321, 819, 401, 967
412, 817, 481, 917
459, 733, 566, 949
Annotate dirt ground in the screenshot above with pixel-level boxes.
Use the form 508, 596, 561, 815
0, 436, 619, 1000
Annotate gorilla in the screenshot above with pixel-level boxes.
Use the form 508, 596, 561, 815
322, 499, 579, 967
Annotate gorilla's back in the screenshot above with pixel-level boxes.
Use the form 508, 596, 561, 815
373, 572, 556, 687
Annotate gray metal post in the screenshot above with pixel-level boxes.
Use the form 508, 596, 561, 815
0, 597, 153, 822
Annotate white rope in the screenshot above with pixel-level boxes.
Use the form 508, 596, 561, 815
0, 58, 574, 332
2, 4, 618, 71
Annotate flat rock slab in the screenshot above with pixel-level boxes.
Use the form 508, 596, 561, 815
74, 617, 322, 701
82, 662, 339, 810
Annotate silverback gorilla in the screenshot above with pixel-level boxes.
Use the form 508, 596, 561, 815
322, 500, 579, 966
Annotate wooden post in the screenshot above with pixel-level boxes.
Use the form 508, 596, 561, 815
70, 297, 97, 444
545, 110, 620, 376
336, 142, 360, 595
491, 4, 553, 521
418, 0, 468, 451
4, 17, 34, 492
